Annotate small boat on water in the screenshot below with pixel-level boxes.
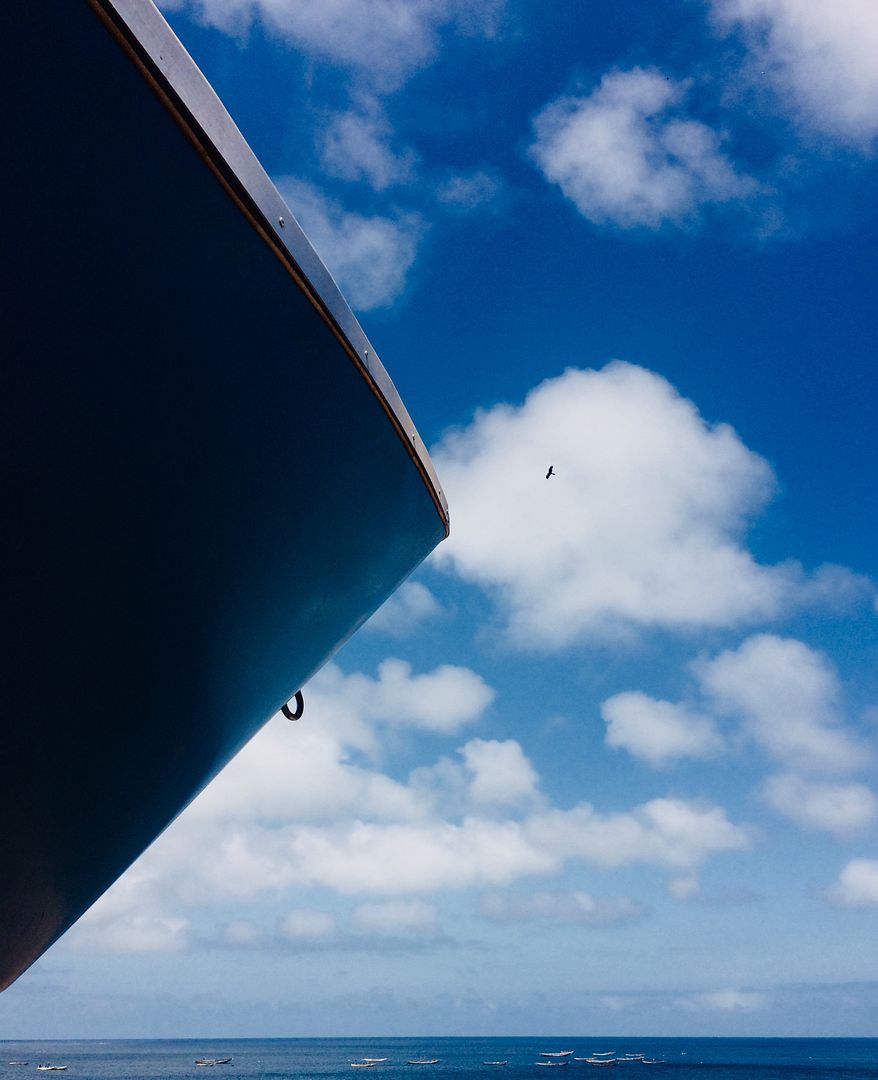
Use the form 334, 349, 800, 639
36, 1068, 67, 1073
484, 1064, 508, 1067
407, 1062, 440, 1066
9, 1064, 29, 1067
351, 1064, 377, 1068
541, 1053, 573, 1059
195, 1060, 232, 1067
363, 1060, 388, 1064
536, 1063, 569, 1068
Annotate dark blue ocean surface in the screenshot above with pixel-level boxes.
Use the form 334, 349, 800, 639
1, 1040, 876, 1080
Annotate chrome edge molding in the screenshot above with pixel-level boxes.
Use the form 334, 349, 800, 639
91, 0, 449, 526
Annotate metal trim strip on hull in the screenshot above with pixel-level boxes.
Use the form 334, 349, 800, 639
88, 0, 449, 531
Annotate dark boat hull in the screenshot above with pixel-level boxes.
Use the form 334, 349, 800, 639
1, 1, 447, 989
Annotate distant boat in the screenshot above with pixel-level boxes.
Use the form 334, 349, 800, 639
362, 1060, 388, 1064
407, 1062, 440, 1066
584, 1062, 616, 1068
351, 1064, 377, 1068
536, 1063, 569, 1068
9, 1064, 29, 1067
36, 1069, 67, 1073
483, 1064, 508, 1067
195, 1060, 232, 1067
541, 1053, 573, 1058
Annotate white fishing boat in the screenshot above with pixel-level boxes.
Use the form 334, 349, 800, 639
536, 1063, 569, 1068
195, 1060, 232, 1067
407, 1062, 440, 1066
483, 1064, 508, 1067
36, 1068, 67, 1072
540, 1053, 574, 1058
363, 1060, 388, 1064
351, 1064, 377, 1068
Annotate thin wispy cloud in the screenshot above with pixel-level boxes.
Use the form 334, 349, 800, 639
160, 0, 506, 91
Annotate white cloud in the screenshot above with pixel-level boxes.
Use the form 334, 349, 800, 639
432, 362, 859, 645
187, 659, 493, 829
436, 170, 503, 212
368, 658, 496, 733
525, 797, 748, 872
710, 0, 878, 146
318, 102, 415, 190
762, 773, 877, 836
602, 692, 724, 767
160, 0, 505, 91
66, 653, 747, 950
351, 898, 439, 933
531, 68, 757, 229
277, 179, 422, 310
697, 634, 868, 773
460, 738, 540, 805
278, 908, 338, 941
365, 582, 442, 637
480, 890, 644, 926
827, 858, 878, 907
680, 989, 768, 1012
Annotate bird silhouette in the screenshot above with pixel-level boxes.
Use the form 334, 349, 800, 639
546, 466, 555, 479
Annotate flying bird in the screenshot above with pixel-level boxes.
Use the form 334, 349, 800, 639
545, 466, 554, 479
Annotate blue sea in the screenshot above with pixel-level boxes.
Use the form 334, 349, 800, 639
1, 1040, 876, 1080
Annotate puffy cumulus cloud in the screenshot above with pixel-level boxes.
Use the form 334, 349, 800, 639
602, 692, 724, 767
186, 659, 493, 828
278, 908, 338, 942
827, 858, 878, 908
460, 738, 540, 805
680, 988, 769, 1012
83, 796, 747, 944
364, 581, 443, 636
69, 909, 190, 953
526, 798, 749, 871
762, 773, 877, 836
67, 871, 191, 953
278, 179, 422, 310
480, 889, 645, 926
368, 658, 495, 733
432, 363, 858, 645
531, 68, 757, 230
160, 0, 505, 91
709, 0, 878, 147
351, 898, 439, 933
318, 102, 415, 190
697, 634, 869, 774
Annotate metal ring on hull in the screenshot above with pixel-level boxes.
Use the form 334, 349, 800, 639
281, 691, 304, 721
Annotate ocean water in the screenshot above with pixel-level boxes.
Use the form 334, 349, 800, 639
0, 1040, 876, 1080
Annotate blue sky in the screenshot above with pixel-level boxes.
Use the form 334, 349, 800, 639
4, 0, 877, 1039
